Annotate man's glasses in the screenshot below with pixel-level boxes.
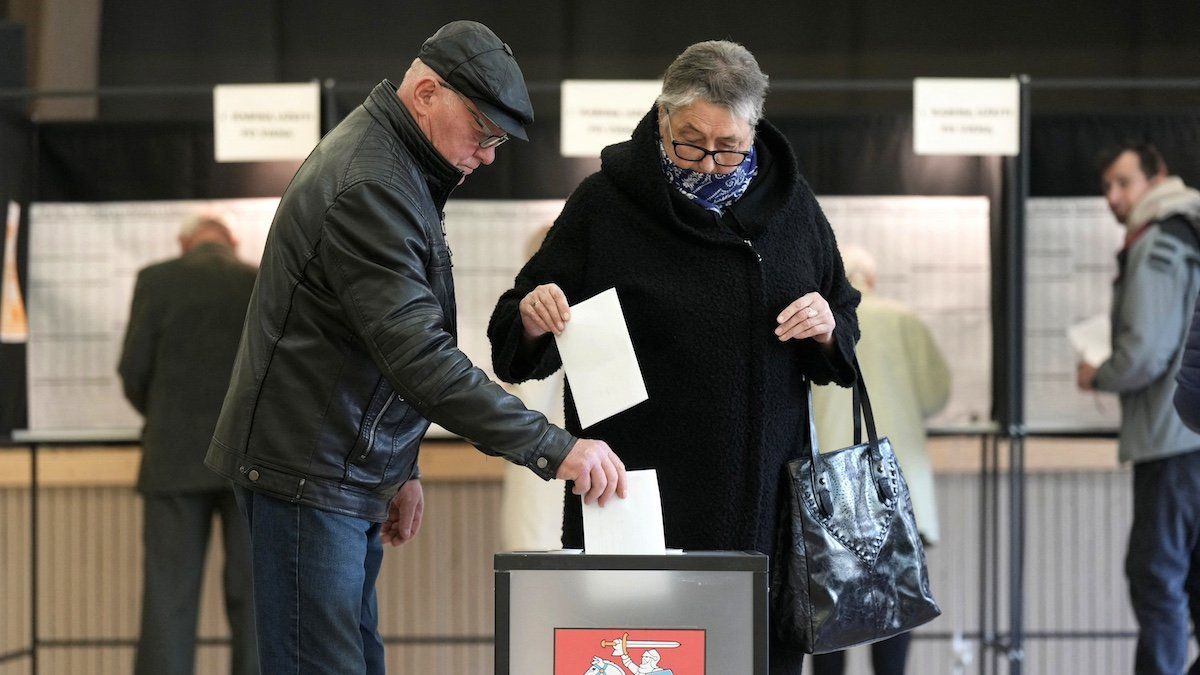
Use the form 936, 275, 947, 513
664, 108, 750, 167
439, 82, 509, 149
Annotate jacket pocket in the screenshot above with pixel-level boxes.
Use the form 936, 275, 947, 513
346, 390, 415, 488
345, 378, 392, 467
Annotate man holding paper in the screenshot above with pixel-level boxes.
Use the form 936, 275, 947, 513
1077, 142, 1200, 675
489, 40, 859, 674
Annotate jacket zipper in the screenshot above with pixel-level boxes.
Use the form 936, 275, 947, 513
744, 238, 762, 262
439, 214, 453, 266
359, 392, 397, 462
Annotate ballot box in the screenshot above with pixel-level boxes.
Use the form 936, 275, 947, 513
495, 551, 767, 674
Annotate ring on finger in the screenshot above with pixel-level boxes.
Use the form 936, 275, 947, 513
532, 299, 540, 307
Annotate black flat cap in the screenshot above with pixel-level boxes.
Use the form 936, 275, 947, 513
418, 20, 534, 141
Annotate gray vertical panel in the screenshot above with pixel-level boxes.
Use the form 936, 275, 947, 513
1, 488, 32, 658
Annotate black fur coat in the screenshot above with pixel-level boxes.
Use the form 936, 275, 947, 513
489, 107, 860, 559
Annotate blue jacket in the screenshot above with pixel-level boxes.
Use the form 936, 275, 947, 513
1176, 291, 1200, 433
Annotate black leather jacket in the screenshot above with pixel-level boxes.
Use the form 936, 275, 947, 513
206, 80, 575, 522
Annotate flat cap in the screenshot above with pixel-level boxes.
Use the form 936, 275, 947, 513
418, 20, 534, 141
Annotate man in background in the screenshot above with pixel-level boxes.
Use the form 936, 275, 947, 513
1077, 142, 1200, 675
118, 214, 258, 675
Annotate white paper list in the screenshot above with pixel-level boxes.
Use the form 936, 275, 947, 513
820, 196, 992, 430
1025, 198, 1123, 432
26, 199, 278, 436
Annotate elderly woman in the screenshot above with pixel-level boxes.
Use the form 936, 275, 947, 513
488, 40, 859, 672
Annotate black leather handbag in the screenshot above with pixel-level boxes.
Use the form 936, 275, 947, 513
771, 361, 940, 653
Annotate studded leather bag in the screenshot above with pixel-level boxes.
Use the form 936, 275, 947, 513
771, 358, 940, 653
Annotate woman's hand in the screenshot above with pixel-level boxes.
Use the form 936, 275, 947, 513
776, 292, 836, 345
520, 283, 571, 339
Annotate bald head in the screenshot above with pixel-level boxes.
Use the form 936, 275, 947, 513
179, 214, 236, 254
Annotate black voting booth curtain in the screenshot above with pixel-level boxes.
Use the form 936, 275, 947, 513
0, 113, 33, 436
1, 109, 1199, 435
1032, 113, 1200, 196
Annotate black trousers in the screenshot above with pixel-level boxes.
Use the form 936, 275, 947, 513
134, 490, 259, 675
809, 632, 912, 675
1126, 450, 1200, 675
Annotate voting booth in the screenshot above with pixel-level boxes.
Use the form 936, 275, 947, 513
495, 551, 768, 674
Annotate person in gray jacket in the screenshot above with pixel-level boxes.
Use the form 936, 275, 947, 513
1077, 142, 1200, 675
118, 214, 258, 675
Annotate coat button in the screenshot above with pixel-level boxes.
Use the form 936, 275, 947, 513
536, 457, 548, 469
248, 469, 260, 481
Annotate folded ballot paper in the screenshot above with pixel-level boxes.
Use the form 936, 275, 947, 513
1068, 313, 1111, 368
554, 287, 649, 429
582, 469, 667, 555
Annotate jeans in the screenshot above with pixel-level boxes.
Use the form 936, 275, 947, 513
1126, 450, 1200, 675
233, 485, 385, 675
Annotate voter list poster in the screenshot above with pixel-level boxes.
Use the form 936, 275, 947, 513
25, 199, 277, 438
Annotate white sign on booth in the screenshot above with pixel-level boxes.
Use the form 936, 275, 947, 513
560, 80, 661, 158
213, 82, 321, 162
913, 78, 1020, 156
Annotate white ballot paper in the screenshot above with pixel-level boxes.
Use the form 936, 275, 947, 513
554, 287, 648, 428
582, 469, 666, 555
1068, 313, 1112, 368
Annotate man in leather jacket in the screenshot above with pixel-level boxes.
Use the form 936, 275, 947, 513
205, 20, 626, 674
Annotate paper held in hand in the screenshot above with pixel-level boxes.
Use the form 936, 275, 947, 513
582, 469, 666, 555
554, 287, 649, 428
1068, 313, 1111, 368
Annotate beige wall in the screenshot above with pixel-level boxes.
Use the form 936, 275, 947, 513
0, 442, 502, 672
0, 437, 1132, 674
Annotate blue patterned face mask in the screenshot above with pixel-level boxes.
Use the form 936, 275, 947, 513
658, 129, 758, 215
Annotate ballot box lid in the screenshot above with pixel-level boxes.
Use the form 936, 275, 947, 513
494, 550, 767, 573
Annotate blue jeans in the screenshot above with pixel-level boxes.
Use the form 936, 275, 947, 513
233, 485, 385, 675
1127, 450, 1200, 675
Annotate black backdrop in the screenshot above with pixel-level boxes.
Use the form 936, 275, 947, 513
1, 102, 1199, 435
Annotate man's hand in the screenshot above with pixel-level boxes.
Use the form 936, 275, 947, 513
556, 439, 627, 506
1077, 362, 1098, 391
520, 283, 571, 339
382, 479, 424, 547
776, 292, 836, 345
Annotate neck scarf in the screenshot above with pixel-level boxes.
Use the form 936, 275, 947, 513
657, 137, 758, 215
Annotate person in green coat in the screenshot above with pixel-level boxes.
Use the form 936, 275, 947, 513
810, 244, 950, 675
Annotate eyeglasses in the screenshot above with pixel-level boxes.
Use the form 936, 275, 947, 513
439, 82, 509, 149
664, 108, 750, 167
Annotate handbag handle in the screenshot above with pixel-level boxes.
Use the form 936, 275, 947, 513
806, 353, 892, 518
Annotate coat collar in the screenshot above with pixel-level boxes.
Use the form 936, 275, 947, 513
364, 79, 462, 209
600, 105, 801, 241
184, 241, 236, 261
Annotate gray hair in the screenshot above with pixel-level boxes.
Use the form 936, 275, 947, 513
656, 40, 769, 126
840, 244, 877, 290
179, 212, 233, 240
